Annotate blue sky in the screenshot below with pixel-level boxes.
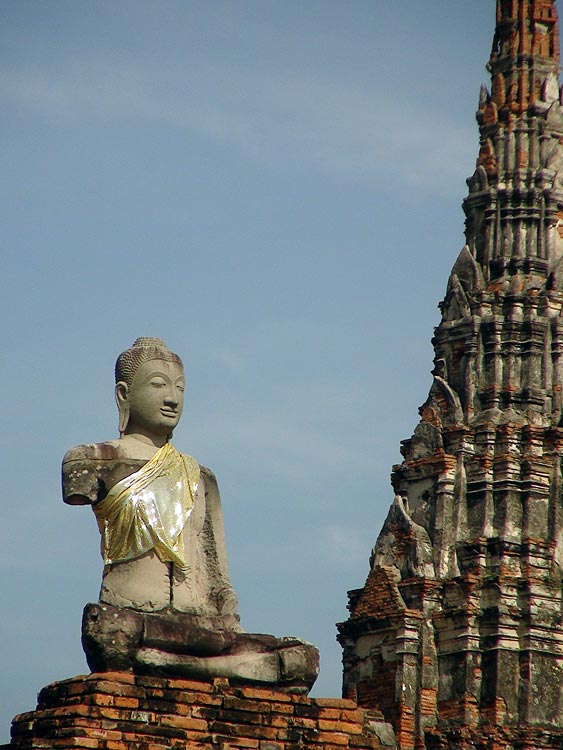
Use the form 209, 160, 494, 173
2, 0, 499, 738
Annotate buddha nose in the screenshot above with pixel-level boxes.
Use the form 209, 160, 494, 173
164, 391, 179, 407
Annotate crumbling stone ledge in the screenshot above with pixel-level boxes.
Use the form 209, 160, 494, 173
7, 672, 396, 750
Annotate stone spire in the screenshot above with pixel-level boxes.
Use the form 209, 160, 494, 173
488, 0, 560, 122
338, 3, 563, 749
451, 0, 563, 425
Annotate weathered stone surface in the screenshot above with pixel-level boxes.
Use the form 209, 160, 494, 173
339, 2, 563, 749
368, 721, 397, 749
82, 603, 319, 692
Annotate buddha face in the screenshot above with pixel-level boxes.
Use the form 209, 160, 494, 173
116, 359, 185, 439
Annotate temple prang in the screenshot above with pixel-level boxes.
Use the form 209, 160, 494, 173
338, 1, 563, 748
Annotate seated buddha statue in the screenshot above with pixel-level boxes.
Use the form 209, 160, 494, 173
63, 337, 318, 691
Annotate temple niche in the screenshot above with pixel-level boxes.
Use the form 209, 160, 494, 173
338, 1, 563, 749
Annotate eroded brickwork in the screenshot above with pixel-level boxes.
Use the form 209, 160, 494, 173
7, 673, 395, 750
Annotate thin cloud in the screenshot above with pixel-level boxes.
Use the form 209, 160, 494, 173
197, 383, 375, 483
1, 58, 474, 190
206, 347, 245, 373
321, 524, 371, 567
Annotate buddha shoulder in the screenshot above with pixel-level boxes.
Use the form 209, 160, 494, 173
62, 441, 146, 506
63, 441, 129, 463
62, 442, 204, 506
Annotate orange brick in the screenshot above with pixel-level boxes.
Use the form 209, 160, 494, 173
98, 708, 122, 721
270, 715, 291, 728
223, 697, 271, 714
183, 735, 211, 748
240, 687, 291, 702
177, 691, 222, 706
270, 702, 294, 715
160, 715, 208, 731
52, 705, 93, 718
289, 694, 310, 705
106, 741, 128, 750
68, 683, 91, 696
291, 717, 317, 730
318, 720, 341, 731
168, 678, 214, 693
95, 672, 136, 685
314, 698, 356, 709
114, 697, 139, 709
171, 701, 189, 716
339, 709, 364, 723
234, 739, 260, 748
90, 694, 114, 707
70, 675, 95, 684
312, 731, 349, 746
73, 739, 100, 749
173, 690, 197, 704
211, 736, 259, 749
317, 708, 340, 720
349, 737, 383, 749
211, 723, 279, 741
95, 681, 144, 698
78, 727, 123, 741
337, 721, 363, 735
218, 708, 263, 726
100, 719, 119, 730
123, 730, 162, 745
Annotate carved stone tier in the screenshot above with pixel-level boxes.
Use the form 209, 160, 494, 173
7, 672, 395, 750
338, 2, 563, 749
82, 603, 319, 694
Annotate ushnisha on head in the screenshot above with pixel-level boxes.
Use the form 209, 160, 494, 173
115, 337, 185, 441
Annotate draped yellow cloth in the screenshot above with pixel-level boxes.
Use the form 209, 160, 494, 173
93, 442, 200, 568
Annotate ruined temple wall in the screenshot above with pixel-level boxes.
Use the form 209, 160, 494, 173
7, 673, 395, 750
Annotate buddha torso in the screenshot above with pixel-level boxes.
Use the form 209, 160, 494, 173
63, 439, 240, 622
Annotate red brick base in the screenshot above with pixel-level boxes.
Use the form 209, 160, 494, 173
8, 673, 394, 750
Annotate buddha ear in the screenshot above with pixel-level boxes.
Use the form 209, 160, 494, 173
115, 381, 129, 436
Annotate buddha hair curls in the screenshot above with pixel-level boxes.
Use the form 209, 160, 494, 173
115, 337, 183, 386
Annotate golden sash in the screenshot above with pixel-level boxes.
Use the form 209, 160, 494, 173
93, 442, 200, 567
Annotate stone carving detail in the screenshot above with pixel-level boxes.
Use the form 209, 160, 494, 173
450, 245, 485, 294
442, 272, 471, 321
63, 337, 318, 692
420, 376, 464, 429
370, 496, 435, 580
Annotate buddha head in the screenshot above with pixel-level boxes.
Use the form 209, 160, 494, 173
115, 337, 185, 440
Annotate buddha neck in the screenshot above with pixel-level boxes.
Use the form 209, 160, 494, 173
116, 433, 170, 460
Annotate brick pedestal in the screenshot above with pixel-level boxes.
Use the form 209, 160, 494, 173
7, 673, 395, 750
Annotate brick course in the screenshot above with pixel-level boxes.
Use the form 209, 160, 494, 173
7, 674, 394, 750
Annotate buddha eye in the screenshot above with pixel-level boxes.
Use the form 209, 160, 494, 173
150, 379, 167, 388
